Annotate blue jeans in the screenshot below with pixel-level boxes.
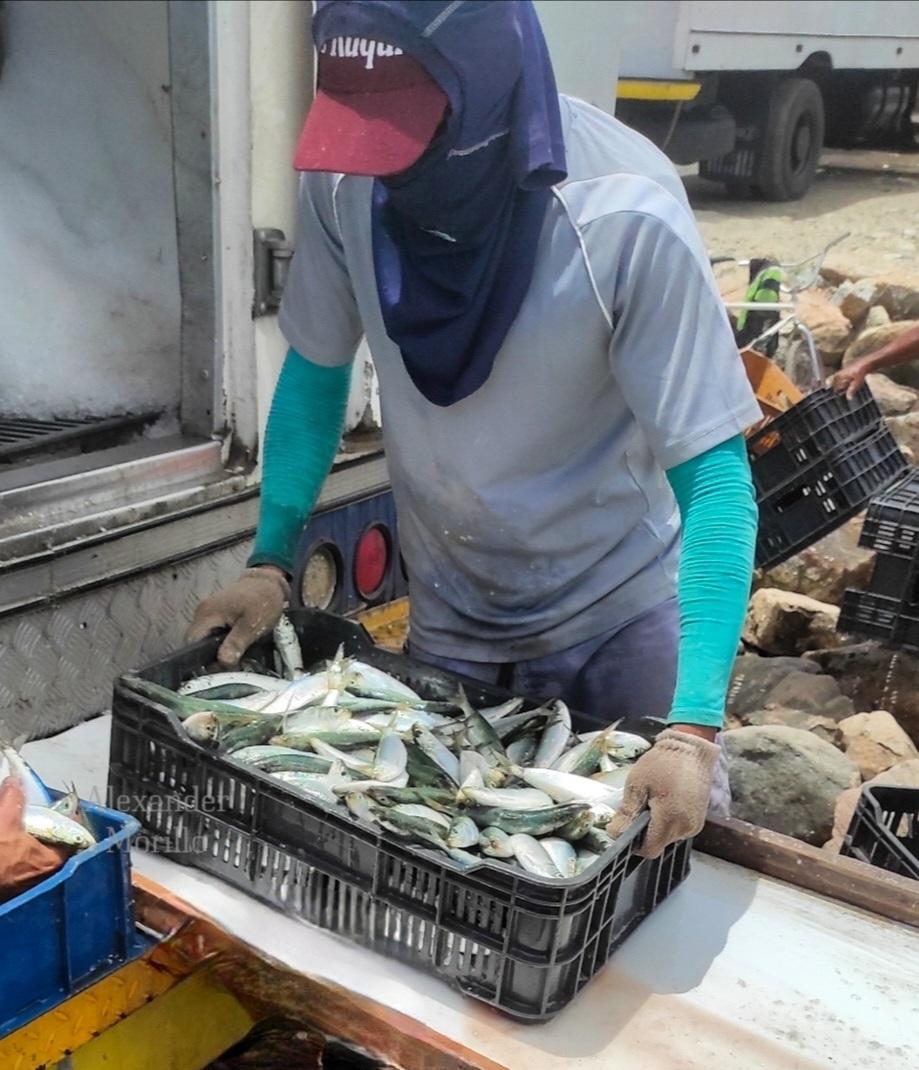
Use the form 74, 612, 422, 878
408, 598, 731, 817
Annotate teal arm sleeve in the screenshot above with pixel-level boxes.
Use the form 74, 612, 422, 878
665, 435, 758, 728
248, 349, 352, 575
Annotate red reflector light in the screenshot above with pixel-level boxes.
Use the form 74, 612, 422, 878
354, 524, 389, 599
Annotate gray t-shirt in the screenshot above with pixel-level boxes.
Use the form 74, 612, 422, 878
279, 95, 761, 661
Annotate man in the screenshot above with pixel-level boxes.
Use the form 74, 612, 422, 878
191, 0, 760, 859
832, 323, 919, 397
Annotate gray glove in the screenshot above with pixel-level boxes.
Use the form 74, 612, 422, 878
188, 567, 290, 667
607, 728, 720, 859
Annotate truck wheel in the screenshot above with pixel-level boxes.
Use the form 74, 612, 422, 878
755, 78, 824, 201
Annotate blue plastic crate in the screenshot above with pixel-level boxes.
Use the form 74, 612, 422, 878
0, 789, 145, 1037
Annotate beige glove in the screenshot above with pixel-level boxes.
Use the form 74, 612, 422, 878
607, 728, 720, 859
188, 567, 290, 668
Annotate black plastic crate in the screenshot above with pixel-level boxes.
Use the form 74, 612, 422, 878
747, 385, 884, 497
859, 469, 919, 560
838, 589, 919, 652
841, 785, 919, 881
108, 609, 689, 1023
755, 423, 908, 570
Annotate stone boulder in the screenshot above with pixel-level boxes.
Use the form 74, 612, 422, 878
833, 278, 882, 324
798, 290, 853, 369
887, 411, 919, 457
730, 705, 840, 743
866, 373, 919, 417
756, 517, 875, 605
727, 654, 821, 718
805, 643, 919, 747
836, 711, 919, 780
764, 671, 855, 720
725, 725, 860, 845
824, 759, 919, 852
743, 588, 842, 655
864, 306, 891, 331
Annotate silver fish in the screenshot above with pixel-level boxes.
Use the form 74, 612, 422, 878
480, 698, 525, 724
389, 803, 451, 831
541, 837, 578, 877
228, 745, 333, 774
178, 672, 286, 697
508, 834, 561, 878
25, 806, 96, 850
1, 745, 52, 807
581, 826, 615, 853
412, 725, 461, 785
345, 661, 422, 705
335, 772, 410, 793
345, 792, 378, 824
463, 801, 590, 837
603, 731, 651, 762
478, 826, 515, 858
532, 701, 572, 768
505, 736, 537, 767
459, 786, 554, 811
519, 767, 621, 807
446, 815, 480, 849
575, 848, 600, 874
271, 721, 381, 749
592, 767, 631, 790
370, 730, 408, 783
553, 732, 608, 777
273, 614, 305, 679
458, 750, 491, 785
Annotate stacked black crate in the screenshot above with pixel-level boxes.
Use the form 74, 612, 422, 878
750, 384, 908, 571
839, 470, 919, 652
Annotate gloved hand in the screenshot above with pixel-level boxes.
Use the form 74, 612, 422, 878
0, 777, 70, 902
188, 566, 290, 668
607, 728, 720, 859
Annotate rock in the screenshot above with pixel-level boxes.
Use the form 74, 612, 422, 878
843, 321, 919, 390
886, 411, 919, 457
821, 264, 856, 288
866, 373, 919, 416
743, 588, 842, 655
864, 305, 891, 330
797, 290, 853, 369
834, 278, 883, 324
727, 654, 821, 718
805, 643, 919, 747
837, 711, 919, 780
725, 725, 860, 845
824, 759, 919, 852
757, 517, 876, 604
874, 280, 919, 321
732, 705, 840, 743
765, 671, 855, 720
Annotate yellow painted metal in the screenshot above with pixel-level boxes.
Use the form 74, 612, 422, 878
355, 596, 410, 652
66, 970, 254, 1070
0, 956, 176, 1070
617, 78, 701, 101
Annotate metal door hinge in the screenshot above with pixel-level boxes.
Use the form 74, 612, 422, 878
253, 228, 293, 317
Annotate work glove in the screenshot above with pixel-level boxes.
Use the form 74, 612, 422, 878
0, 777, 70, 902
607, 728, 720, 859
188, 566, 290, 668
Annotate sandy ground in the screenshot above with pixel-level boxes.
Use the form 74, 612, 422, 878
684, 149, 919, 285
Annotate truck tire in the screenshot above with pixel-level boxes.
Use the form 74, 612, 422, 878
755, 78, 824, 202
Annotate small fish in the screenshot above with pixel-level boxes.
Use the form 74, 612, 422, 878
179, 672, 286, 698
603, 731, 651, 763
557, 808, 594, 841
508, 834, 561, 878
412, 726, 460, 785
480, 698, 525, 724
457, 688, 508, 785
532, 701, 572, 768
1, 744, 53, 807
541, 837, 578, 877
553, 732, 609, 777
271, 722, 381, 749
309, 738, 374, 775
592, 766, 631, 790
282, 707, 352, 733
335, 772, 410, 793
124, 677, 279, 722
362, 710, 452, 733
273, 613, 305, 679
518, 767, 621, 807
366, 785, 456, 811
494, 707, 552, 744
389, 803, 451, 831
463, 801, 590, 837
345, 792, 378, 824
25, 806, 96, 851
458, 750, 491, 786
478, 826, 515, 858
50, 786, 89, 829
505, 736, 537, 766
370, 730, 408, 783
405, 741, 459, 789
458, 786, 554, 811
575, 848, 600, 874
580, 826, 615, 853
345, 660, 422, 705
446, 815, 479, 849
228, 746, 333, 775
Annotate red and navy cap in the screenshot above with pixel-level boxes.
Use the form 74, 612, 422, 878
294, 36, 449, 176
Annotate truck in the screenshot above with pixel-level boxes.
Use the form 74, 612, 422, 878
584, 0, 919, 200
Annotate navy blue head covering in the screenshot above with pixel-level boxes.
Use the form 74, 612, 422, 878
312, 0, 567, 406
